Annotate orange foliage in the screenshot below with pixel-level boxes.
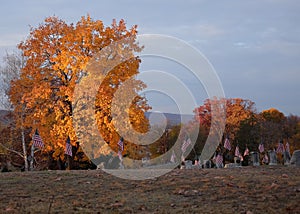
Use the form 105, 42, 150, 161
261, 108, 285, 123
194, 98, 256, 140
10, 15, 150, 160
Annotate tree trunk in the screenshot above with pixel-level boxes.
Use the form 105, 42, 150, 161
66, 155, 71, 170
21, 126, 28, 171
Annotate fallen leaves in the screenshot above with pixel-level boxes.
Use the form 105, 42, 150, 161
267, 182, 280, 190
109, 202, 124, 208
173, 188, 202, 197
54, 177, 62, 181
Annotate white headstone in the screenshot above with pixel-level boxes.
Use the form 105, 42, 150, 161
290, 150, 300, 167
268, 150, 277, 165
97, 162, 105, 169
251, 152, 260, 166
283, 151, 291, 165
184, 160, 193, 169
224, 163, 240, 168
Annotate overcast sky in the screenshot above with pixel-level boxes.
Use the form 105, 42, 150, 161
0, 0, 299, 115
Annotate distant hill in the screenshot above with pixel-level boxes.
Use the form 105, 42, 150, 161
0, 110, 12, 126
0, 110, 195, 129
145, 112, 194, 128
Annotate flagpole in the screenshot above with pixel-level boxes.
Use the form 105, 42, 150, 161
65, 136, 72, 170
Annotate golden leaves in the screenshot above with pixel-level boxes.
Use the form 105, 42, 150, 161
11, 15, 149, 160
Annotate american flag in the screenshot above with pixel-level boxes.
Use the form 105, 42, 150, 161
215, 154, 223, 167
235, 145, 240, 157
224, 137, 231, 151
258, 143, 264, 153
285, 142, 290, 154
276, 142, 284, 154
118, 137, 124, 152
118, 150, 123, 161
181, 138, 191, 153
65, 136, 72, 156
263, 154, 269, 164
33, 129, 44, 149
170, 150, 176, 163
243, 147, 249, 156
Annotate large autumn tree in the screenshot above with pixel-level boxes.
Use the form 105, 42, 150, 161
9, 15, 150, 164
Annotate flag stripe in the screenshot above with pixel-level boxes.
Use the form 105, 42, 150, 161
244, 147, 249, 156
276, 142, 284, 154
181, 138, 191, 153
263, 154, 269, 163
65, 137, 72, 156
215, 154, 223, 166
235, 146, 240, 157
224, 138, 231, 151
33, 130, 44, 149
258, 143, 264, 153
285, 142, 290, 154
118, 138, 124, 152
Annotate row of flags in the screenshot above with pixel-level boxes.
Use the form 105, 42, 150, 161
33, 129, 126, 159
223, 136, 290, 157
258, 141, 290, 154
224, 137, 248, 159
169, 137, 192, 163
32, 129, 72, 156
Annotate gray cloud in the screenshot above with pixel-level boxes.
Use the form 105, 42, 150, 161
0, 0, 299, 115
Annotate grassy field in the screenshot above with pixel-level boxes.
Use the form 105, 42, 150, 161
0, 166, 299, 213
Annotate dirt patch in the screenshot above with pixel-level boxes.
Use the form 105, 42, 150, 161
0, 166, 299, 213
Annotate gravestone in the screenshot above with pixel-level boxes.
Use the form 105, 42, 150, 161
268, 150, 277, 165
234, 157, 241, 166
197, 160, 203, 169
184, 160, 193, 169
283, 151, 291, 165
203, 160, 211, 168
215, 160, 223, 169
224, 163, 240, 168
250, 152, 260, 166
142, 157, 150, 167
97, 162, 105, 170
290, 150, 300, 167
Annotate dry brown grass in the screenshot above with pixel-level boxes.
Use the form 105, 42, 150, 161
0, 166, 299, 213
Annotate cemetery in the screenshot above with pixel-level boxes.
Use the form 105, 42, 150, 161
0, 2, 299, 212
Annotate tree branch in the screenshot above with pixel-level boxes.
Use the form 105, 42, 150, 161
0, 142, 24, 158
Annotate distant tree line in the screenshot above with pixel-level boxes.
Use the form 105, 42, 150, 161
154, 98, 300, 162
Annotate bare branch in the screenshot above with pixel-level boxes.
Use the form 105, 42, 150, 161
0, 142, 24, 158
